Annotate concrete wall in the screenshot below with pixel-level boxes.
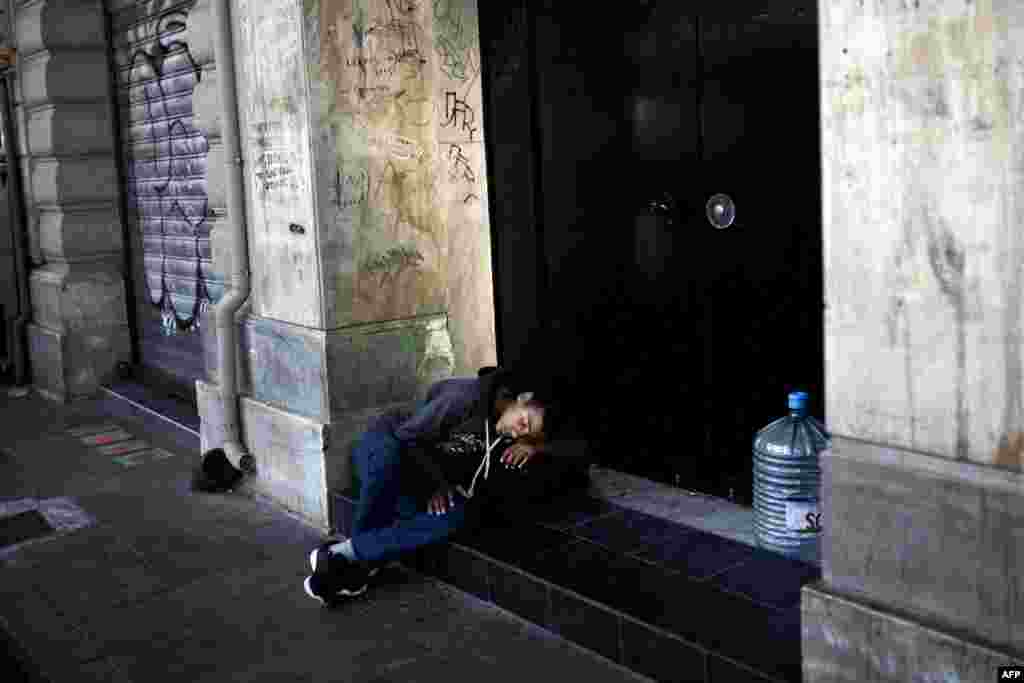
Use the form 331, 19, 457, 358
807, 0, 1024, 678
198, 0, 489, 530
822, 0, 1024, 466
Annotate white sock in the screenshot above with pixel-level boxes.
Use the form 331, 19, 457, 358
329, 539, 357, 561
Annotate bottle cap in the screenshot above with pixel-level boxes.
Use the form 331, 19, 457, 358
788, 391, 809, 413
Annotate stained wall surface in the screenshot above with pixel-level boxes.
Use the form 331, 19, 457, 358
822, 0, 1024, 468
236, 0, 323, 328
307, 0, 496, 374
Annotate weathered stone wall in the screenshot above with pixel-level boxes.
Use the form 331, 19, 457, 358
14, 0, 131, 400
306, 0, 495, 375
822, 0, 1024, 467
808, 0, 1024, 678
198, 0, 480, 530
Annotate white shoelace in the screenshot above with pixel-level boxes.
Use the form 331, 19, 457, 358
456, 420, 505, 499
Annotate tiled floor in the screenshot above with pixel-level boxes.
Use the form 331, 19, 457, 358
332, 482, 820, 683
587, 466, 759, 548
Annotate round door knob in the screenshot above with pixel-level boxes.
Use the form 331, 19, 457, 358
706, 193, 736, 229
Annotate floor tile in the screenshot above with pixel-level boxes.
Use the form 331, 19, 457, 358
520, 539, 703, 627
533, 495, 621, 529
548, 587, 620, 664
437, 544, 490, 602
631, 528, 757, 580
711, 550, 821, 609
490, 562, 549, 626
456, 523, 574, 567
686, 594, 802, 681
621, 618, 706, 683
573, 508, 699, 555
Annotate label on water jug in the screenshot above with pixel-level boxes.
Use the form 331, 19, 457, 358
785, 501, 823, 533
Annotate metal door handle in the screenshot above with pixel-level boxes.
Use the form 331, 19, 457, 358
706, 194, 736, 229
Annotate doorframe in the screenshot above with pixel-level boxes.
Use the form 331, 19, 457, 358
103, 5, 142, 374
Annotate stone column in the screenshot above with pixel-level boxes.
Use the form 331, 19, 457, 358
804, 0, 1024, 679
196, 0, 495, 533
13, 0, 130, 401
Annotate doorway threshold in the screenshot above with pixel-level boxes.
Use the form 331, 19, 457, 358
587, 466, 757, 549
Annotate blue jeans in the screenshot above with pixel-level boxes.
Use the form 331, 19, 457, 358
348, 423, 470, 564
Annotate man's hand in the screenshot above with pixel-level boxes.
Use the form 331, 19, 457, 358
428, 486, 457, 515
502, 442, 540, 469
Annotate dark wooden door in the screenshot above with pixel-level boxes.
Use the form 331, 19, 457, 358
578, 7, 707, 489
695, 4, 823, 502
480, 2, 823, 504
579, 3, 823, 503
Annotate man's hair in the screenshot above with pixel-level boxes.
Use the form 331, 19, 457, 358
488, 366, 572, 439
511, 378, 565, 439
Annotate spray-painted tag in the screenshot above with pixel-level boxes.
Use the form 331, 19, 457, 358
95, 440, 150, 457
785, 501, 822, 533
113, 451, 152, 467
80, 429, 133, 447
112, 448, 176, 467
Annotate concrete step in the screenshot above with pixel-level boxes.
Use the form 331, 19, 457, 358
330, 489, 819, 683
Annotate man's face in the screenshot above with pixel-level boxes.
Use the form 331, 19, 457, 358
495, 400, 545, 440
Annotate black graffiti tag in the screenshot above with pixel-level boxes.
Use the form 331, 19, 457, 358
442, 91, 477, 141
446, 143, 475, 184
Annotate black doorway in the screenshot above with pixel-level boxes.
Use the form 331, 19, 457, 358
481, 2, 824, 505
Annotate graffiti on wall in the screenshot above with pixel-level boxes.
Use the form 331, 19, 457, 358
120, 9, 212, 336
312, 0, 494, 370
433, 0, 481, 84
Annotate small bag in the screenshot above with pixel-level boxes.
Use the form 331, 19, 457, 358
192, 448, 243, 493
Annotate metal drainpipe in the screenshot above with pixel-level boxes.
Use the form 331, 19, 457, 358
2, 68, 32, 389
212, 0, 253, 472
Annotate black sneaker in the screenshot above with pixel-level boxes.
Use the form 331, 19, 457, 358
303, 558, 370, 605
309, 542, 380, 578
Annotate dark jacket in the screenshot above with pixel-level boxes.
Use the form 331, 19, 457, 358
389, 368, 589, 513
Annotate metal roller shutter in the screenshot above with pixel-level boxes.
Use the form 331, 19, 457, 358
106, 0, 221, 403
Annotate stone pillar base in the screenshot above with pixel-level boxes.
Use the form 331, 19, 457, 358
198, 312, 454, 533
25, 260, 131, 401
802, 582, 1017, 682
198, 379, 332, 532
806, 436, 1024, 681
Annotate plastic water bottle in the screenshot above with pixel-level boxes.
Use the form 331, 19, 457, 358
752, 391, 830, 564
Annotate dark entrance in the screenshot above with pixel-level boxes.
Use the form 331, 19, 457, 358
481, 2, 824, 505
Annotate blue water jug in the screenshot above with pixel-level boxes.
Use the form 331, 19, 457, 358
752, 391, 830, 564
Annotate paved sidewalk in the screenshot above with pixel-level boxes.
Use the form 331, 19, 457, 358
0, 384, 648, 683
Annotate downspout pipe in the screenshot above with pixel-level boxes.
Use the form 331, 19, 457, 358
211, 0, 254, 473
1, 68, 31, 388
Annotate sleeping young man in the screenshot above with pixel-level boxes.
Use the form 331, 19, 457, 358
303, 367, 587, 606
